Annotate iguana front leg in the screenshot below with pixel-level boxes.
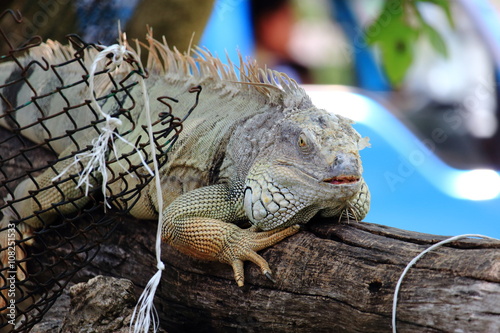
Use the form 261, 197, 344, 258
160, 182, 300, 286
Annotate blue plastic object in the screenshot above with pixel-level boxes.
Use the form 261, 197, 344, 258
200, 0, 254, 64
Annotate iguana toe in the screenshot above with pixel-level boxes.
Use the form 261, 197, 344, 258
220, 225, 300, 286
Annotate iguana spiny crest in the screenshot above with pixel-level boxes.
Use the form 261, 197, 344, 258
0, 34, 370, 290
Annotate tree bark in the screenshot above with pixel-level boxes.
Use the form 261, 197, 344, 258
1, 128, 499, 333
84, 216, 498, 333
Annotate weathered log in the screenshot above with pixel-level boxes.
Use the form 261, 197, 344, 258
1, 128, 499, 333
73, 216, 499, 333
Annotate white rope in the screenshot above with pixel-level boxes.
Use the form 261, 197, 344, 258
52, 43, 152, 208
128, 39, 165, 333
52, 38, 165, 332
392, 233, 499, 332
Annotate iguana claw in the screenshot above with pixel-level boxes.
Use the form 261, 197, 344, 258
162, 183, 302, 287
221, 225, 300, 286
264, 271, 276, 284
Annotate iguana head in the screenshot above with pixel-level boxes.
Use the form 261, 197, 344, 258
244, 107, 370, 230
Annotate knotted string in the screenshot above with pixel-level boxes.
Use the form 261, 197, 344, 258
127, 38, 166, 333
52, 43, 153, 208
52, 37, 165, 332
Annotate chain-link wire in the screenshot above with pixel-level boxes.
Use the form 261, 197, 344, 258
0, 9, 188, 331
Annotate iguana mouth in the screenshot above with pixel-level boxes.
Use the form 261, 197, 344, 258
323, 176, 360, 185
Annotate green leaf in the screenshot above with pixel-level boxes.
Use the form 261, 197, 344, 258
418, 0, 455, 28
364, 0, 421, 85
364, 0, 404, 45
378, 21, 419, 85
423, 23, 448, 57
364, 0, 453, 86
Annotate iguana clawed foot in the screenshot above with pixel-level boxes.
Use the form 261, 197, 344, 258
218, 224, 300, 287
163, 216, 300, 287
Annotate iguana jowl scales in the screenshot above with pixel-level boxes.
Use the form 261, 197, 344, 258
0, 36, 370, 287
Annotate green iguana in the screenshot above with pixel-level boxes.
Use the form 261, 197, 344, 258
0, 35, 370, 292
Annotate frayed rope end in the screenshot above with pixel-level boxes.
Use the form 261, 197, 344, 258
129, 263, 165, 333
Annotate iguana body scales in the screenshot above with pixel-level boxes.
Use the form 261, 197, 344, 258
0, 36, 370, 287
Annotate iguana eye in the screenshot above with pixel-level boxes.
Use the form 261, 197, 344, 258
298, 133, 308, 149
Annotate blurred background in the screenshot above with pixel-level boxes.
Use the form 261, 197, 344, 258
1, 0, 499, 237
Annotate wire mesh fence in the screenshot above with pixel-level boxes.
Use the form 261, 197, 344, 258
0, 9, 186, 331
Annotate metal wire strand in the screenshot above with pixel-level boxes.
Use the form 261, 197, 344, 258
0, 10, 190, 332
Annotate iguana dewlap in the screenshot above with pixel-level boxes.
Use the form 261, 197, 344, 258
0, 37, 370, 286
